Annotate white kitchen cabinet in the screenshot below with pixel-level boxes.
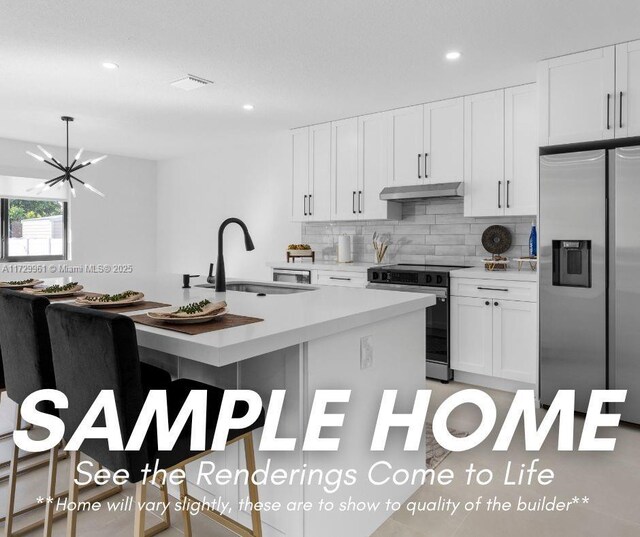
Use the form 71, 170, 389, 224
315, 269, 367, 288
463, 90, 505, 217
358, 112, 401, 220
291, 127, 310, 221
309, 123, 331, 221
451, 277, 537, 384
538, 46, 616, 146
616, 39, 640, 138
504, 84, 538, 216
331, 118, 359, 221
291, 124, 331, 222
390, 105, 424, 186
492, 299, 538, 383
450, 296, 493, 376
423, 97, 464, 183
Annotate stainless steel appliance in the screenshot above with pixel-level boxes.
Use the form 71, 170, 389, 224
540, 146, 640, 424
367, 264, 467, 382
272, 267, 312, 285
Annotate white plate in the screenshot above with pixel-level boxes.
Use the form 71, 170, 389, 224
0, 279, 45, 289
147, 307, 228, 325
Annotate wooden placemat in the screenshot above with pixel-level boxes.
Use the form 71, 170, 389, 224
75, 301, 171, 314
130, 313, 263, 335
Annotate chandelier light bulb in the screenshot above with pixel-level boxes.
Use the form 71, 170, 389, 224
26, 150, 45, 162
26, 181, 47, 193
84, 183, 106, 197
37, 145, 53, 159
74, 148, 84, 161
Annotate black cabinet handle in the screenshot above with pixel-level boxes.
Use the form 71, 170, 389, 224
497, 181, 502, 209
417, 154, 421, 179
424, 153, 429, 179
329, 276, 352, 281
607, 93, 611, 130
358, 191, 363, 214
352, 191, 357, 214
309, 194, 313, 215
506, 180, 510, 209
620, 91, 623, 129
303, 195, 308, 216
485, 300, 490, 306
494, 301, 499, 306
477, 286, 509, 292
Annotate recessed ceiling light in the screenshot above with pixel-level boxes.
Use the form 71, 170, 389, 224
102, 62, 119, 70
445, 51, 461, 61
243, 104, 254, 111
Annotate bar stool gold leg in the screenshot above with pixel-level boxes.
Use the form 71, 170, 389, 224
43, 443, 59, 537
4, 406, 21, 537
178, 473, 192, 537
66, 451, 80, 537
134, 481, 146, 537
244, 434, 263, 537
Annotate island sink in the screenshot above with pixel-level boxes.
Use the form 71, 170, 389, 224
197, 281, 317, 295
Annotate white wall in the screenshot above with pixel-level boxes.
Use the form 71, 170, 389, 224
156, 130, 300, 281
0, 136, 157, 273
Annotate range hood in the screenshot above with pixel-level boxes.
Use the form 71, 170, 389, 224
379, 182, 464, 201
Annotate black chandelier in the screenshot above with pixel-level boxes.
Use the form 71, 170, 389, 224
27, 116, 106, 198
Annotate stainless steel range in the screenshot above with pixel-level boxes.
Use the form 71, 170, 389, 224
366, 264, 467, 382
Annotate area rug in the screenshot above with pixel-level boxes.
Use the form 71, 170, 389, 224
425, 423, 468, 469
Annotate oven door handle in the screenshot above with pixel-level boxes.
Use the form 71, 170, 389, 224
366, 283, 447, 298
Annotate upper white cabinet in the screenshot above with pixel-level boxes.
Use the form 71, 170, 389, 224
291, 127, 310, 221
331, 118, 359, 221
390, 99, 465, 186
291, 124, 331, 222
540, 40, 640, 145
504, 84, 538, 216
616, 39, 640, 138
329, 114, 401, 222
309, 123, 331, 221
464, 90, 505, 217
424, 97, 465, 183
358, 112, 401, 220
464, 85, 537, 217
390, 105, 424, 186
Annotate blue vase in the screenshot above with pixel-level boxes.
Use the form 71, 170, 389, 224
529, 222, 537, 257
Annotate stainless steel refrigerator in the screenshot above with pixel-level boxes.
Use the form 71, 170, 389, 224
540, 146, 640, 424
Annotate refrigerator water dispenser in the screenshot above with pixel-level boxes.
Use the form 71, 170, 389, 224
552, 240, 591, 288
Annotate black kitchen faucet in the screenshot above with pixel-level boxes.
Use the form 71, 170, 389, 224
215, 218, 255, 292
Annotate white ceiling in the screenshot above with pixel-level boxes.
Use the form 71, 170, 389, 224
1, 0, 639, 160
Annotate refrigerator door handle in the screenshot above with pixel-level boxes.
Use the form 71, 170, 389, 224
607, 93, 611, 130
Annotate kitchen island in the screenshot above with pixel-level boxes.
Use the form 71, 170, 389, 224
30, 273, 434, 537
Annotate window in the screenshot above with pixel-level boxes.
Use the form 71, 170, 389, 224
1, 198, 68, 261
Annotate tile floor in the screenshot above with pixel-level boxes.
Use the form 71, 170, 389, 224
0, 381, 638, 537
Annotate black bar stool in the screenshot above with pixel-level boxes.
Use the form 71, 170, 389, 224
0, 289, 171, 536
46, 303, 266, 537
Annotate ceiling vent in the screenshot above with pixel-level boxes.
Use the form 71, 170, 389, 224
170, 75, 213, 91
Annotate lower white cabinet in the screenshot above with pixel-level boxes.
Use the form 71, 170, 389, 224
315, 269, 367, 288
450, 296, 494, 376
451, 278, 537, 384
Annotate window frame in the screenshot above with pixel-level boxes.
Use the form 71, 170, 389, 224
0, 198, 69, 262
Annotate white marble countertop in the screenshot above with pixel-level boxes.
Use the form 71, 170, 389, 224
267, 261, 372, 273
36, 273, 434, 367
450, 266, 538, 282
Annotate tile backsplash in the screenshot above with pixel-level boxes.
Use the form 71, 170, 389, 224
301, 199, 536, 266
